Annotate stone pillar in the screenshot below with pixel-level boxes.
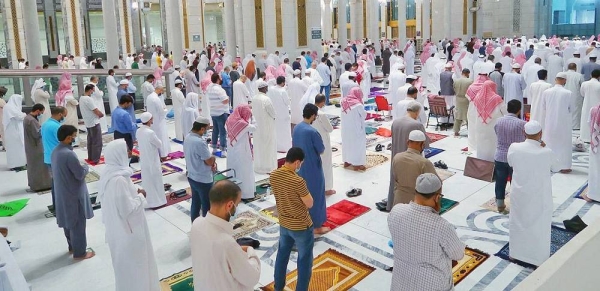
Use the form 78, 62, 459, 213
242, 0, 259, 53
322, 0, 333, 40
234, 0, 244, 56
80, 0, 93, 57
380, 2, 386, 39
466, 0, 474, 38
22, 0, 43, 68
185, 0, 204, 51
337, 0, 347, 45
397, 0, 406, 44
131, 1, 142, 52
349, 0, 360, 40
142, 10, 152, 47
43, 0, 59, 60
165, 0, 184, 63
280, 0, 297, 54
445, 0, 451, 39
61, 0, 86, 57
367, 0, 380, 53
422, 0, 430, 41
1, 0, 26, 68
223, 0, 237, 56
306, 0, 321, 53
102, 0, 120, 67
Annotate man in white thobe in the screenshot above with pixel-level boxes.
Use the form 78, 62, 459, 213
288, 70, 308, 128
388, 65, 407, 119
472, 55, 486, 77
98, 139, 159, 291
523, 57, 544, 98
528, 69, 553, 130
542, 72, 573, 173
171, 80, 185, 141
395, 87, 427, 125
582, 104, 600, 202
580, 69, 600, 142
267, 76, 292, 153
565, 53, 582, 73
136, 113, 167, 208
107, 70, 119, 112
546, 50, 564, 81
252, 81, 277, 174
312, 94, 335, 195
146, 85, 171, 158
508, 121, 559, 267
2, 94, 26, 170
499, 52, 513, 74
405, 46, 416, 75
168, 66, 182, 93
141, 75, 155, 110
564, 63, 585, 129
232, 75, 251, 109
503, 64, 527, 103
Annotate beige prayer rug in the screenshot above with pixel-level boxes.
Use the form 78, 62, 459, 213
480, 193, 511, 213
262, 249, 375, 291
85, 171, 100, 183
365, 153, 390, 170
159, 268, 194, 291
452, 247, 490, 285
436, 168, 456, 181
231, 211, 274, 239
79, 134, 114, 148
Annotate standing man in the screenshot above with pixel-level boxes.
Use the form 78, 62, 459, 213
232, 75, 251, 109
184, 116, 217, 221
293, 104, 328, 235
252, 81, 277, 174
171, 79, 186, 141
288, 70, 309, 129
489, 63, 505, 98
317, 57, 332, 104
582, 104, 600, 202
2, 94, 26, 171
493, 100, 526, 214
508, 121, 558, 267
42, 107, 67, 207
580, 69, 600, 142
271, 148, 314, 291
137, 112, 167, 208
312, 94, 335, 195
80, 84, 105, 165
107, 69, 119, 112
523, 57, 544, 99
502, 64, 526, 104
125, 72, 137, 101
564, 63, 585, 130
529, 69, 552, 129
141, 74, 156, 110
439, 63, 456, 108
52, 125, 95, 260
207, 73, 230, 156
225, 105, 256, 201
453, 69, 473, 136
388, 173, 464, 291
111, 95, 137, 155
24, 104, 51, 192
581, 54, 600, 81
99, 140, 160, 291
88, 76, 108, 133
146, 84, 171, 158
542, 72, 573, 173
388, 65, 407, 118
268, 76, 292, 153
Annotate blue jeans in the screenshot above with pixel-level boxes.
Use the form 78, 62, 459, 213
494, 161, 513, 200
188, 178, 213, 222
320, 84, 331, 105
274, 225, 314, 291
211, 113, 229, 150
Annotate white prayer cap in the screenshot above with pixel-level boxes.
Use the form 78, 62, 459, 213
296, 56, 302, 59
415, 173, 442, 194
408, 130, 426, 142
195, 116, 211, 125
125, 72, 132, 77
174, 65, 181, 69
479, 54, 485, 58
556, 72, 568, 79
119, 79, 129, 85
257, 80, 269, 88
140, 112, 153, 123
524, 120, 542, 135
174, 79, 183, 85
511, 63, 521, 69
444, 63, 453, 68
406, 75, 417, 79
349, 72, 357, 77
397, 64, 406, 69
293, 69, 301, 75
589, 53, 598, 58
439, 55, 447, 59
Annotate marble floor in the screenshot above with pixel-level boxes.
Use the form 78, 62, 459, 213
0, 88, 594, 291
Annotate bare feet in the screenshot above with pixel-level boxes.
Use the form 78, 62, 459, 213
343, 162, 352, 168
581, 193, 593, 203
560, 169, 572, 174
314, 227, 331, 235
0, 227, 7, 237
353, 165, 366, 171
74, 250, 95, 261
325, 190, 336, 195
454, 133, 460, 137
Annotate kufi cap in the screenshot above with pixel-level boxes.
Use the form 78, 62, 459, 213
556, 72, 568, 79
511, 63, 521, 69
406, 75, 417, 79
408, 130, 426, 142
195, 116, 211, 125
589, 53, 598, 58
444, 63, 453, 68
415, 173, 442, 194
256, 80, 269, 88
174, 79, 183, 85
140, 112, 152, 123
524, 120, 542, 135
397, 64, 406, 69
296, 56, 302, 59
125, 72, 132, 77
119, 79, 129, 85
174, 65, 181, 69
479, 54, 485, 58
349, 72, 357, 77
293, 69, 301, 75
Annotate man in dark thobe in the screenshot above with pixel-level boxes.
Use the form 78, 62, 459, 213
24, 103, 51, 192
382, 47, 393, 76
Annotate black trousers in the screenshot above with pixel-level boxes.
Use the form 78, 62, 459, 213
87, 124, 102, 163
114, 130, 133, 151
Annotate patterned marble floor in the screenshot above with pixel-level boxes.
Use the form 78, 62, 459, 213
0, 93, 593, 291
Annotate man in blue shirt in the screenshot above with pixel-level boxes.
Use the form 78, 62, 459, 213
111, 95, 137, 155
41, 106, 67, 208
316, 57, 332, 105
183, 116, 217, 222
117, 79, 135, 124
221, 66, 233, 100
525, 44, 535, 61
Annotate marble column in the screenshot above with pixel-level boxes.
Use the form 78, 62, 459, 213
306, 0, 321, 52
281, 0, 297, 54
234, 0, 245, 56
1, 0, 26, 68
445, 0, 451, 38
337, 0, 347, 44
131, 0, 143, 52
349, 0, 360, 40
322, 0, 332, 40
43, 0, 59, 59
165, 0, 183, 63
22, 0, 42, 68
422, 0, 430, 41
80, 0, 93, 57
397, 0, 406, 44
380, 2, 386, 38
61, 0, 86, 56
102, 0, 120, 67
367, 0, 380, 52
186, 0, 205, 51
223, 0, 237, 56
466, 0, 474, 38
241, 0, 259, 52
142, 10, 152, 47
263, 0, 275, 51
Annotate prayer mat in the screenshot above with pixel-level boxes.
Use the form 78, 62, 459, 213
131, 163, 184, 184
425, 147, 445, 159
79, 134, 114, 148
0, 199, 29, 217
261, 200, 370, 229
85, 149, 141, 165
365, 126, 378, 135
440, 198, 459, 215
255, 178, 270, 195
231, 211, 274, 239
452, 247, 490, 285
464, 157, 495, 182
365, 153, 390, 170
85, 171, 101, 183
262, 248, 375, 291
370, 86, 386, 92
481, 193, 511, 213
152, 189, 192, 210
495, 225, 577, 269
364, 98, 376, 104
364, 113, 382, 120
436, 168, 456, 181
160, 267, 193, 291
259, 205, 280, 222
375, 128, 392, 137
277, 157, 285, 168
426, 132, 448, 143
171, 138, 184, 145
573, 182, 590, 201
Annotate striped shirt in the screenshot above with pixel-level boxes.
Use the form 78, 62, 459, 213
494, 113, 526, 162
270, 166, 313, 231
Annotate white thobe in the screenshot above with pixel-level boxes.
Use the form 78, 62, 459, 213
169, 71, 180, 93
394, 98, 427, 125
499, 56, 513, 74
232, 80, 251, 109
136, 125, 167, 208
508, 139, 557, 266
341, 104, 366, 165
226, 125, 256, 199
546, 55, 564, 81
475, 104, 507, 162
267, 86, 292, 152
528, 80, 553, 130
588, 110, 600, 201
102, 176, 159, 291
460, 56, 475, 80
107, 75, 119, 112
141, 82, 155, 109
288, 78, 308, 125
472, 60, 485, 78
341, 81, 358, 98
405, 50, 415, 75
565, 57, 582, 73
542, 85, 573, 170
89, 82, 108, 133
360, 72, 371, 102
146, 93, 171, 157
171, 88, 185, 141
3, 111, 26, 168
564, 70, 585, 129
502, 72, 526, 103
33, 89, 51, 125
523, 64, 544, 97
313, 108, 334, 191
580, 78, 600, 142
251, 93, 277, 174
388, 71, 406, 114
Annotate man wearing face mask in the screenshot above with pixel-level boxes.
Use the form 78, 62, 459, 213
190, 180, 261, 291
388, 173, 465, 291
41, 106, 67, 207
24, 104, 52, 192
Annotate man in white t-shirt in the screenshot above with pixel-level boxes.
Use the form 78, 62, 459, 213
206, 73, 230, 156
79, 84, 105, 164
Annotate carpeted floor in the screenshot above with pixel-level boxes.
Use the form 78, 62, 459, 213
453, 247, 490, 285
131, 163, 184, 184
231, 211, 274, 239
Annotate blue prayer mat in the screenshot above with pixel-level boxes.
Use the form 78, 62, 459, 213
424, 147, 445, 159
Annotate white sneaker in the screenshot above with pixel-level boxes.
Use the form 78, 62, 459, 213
220, 150, 227, 158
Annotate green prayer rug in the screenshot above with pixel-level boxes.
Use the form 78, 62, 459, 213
0, 198, 30, 217
441, 198, 459, 215
160, 268, 193, 291
255, 178, 270, 195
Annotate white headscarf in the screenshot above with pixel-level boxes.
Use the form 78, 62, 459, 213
31, 79, 46, 102
3, 95, 25, 144
299, 82, 321, 110
184, 92, 199, 112
97, 139, 134, 204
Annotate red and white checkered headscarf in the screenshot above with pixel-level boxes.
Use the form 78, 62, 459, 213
226, 104, 253, 147
473, 81, 503, 124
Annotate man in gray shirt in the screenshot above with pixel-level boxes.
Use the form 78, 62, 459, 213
51, 125, 95, 260
439, 63, 455, 98
581, 54, 600, 81
489, 63, 505, 98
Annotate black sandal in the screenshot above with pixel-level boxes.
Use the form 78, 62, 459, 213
346, 188, 362, 197
375, 144, 383, 152
332, 147, 339, 152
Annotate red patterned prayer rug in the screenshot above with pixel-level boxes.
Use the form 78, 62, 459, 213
426, 132, 448, 143
322, 200, 371, 230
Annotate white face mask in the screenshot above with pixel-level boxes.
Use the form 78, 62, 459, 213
228, 204, 238, 222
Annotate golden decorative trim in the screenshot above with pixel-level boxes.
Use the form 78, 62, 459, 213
183, 0, 189, 48
122, 0, 131, 52
362, 0, 366, 38
463, 0, 467, 35
200, 0, 206, 48
297, 0, 307, 46
275, 0, 282, 47
9, 0, 22, 59
70, 0, 80, 56
255, 0, 264, 47
472, 6, 477, 35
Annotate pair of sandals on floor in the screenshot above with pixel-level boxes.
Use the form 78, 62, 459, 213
375, 143, 392, 152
